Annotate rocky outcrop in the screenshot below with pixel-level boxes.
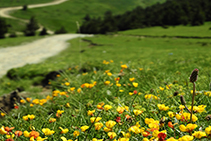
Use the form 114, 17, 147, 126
0, 88, 24, 113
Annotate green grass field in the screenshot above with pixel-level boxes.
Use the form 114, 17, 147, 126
9, 0, 165, 33
1, 1, 211, 140
0, 35, 46, 48
120, 22, 211, 37
0, 0, 54, 7
0, 34, 211, 140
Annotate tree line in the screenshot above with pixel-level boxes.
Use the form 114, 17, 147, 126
79, 0, 211, 34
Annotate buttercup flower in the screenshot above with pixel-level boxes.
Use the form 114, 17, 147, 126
94, 122, 103, 130
133, 109, 143, 116
106, 120, 116, 129
132, 82, 138, 87
90, 117, 102, 123
42, 128, 55, 136
59, 127, 69, 134
205, 126, 211, 135
73, 130, 80, 137
87, 110, 95, 116
116, 106, 125, 114
178, 135, 193, 141
104, 105, 112, 111
80, 126, 89, 132
192, 131, 206, 139
108, 132, 117, 139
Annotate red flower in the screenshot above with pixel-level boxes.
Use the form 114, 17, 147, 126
133, 90, 137, 94
115, 116, 121, 123
5, 139, 14, 141
158, 133, 166, 141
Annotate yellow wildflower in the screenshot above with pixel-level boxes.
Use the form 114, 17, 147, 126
108, 132, 117, 139
73, 130, 80, 137
94, 122, 103, 130
87, 110, 95, 116
106, 120, 116, 129
132, 82, 138, 87
42, 128, 55, 135
59, 127, 69, 134
104, 105, 112, 111
80, 126, 89, 132
133, 109, 143, 116
192, 131, 206, 139
178, 135, 193, 141
205, 126, 211, 135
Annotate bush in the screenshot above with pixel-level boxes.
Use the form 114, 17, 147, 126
22, 5, 27, 11
9, 32, 17, 38
24, 16, 39, 36
0, 18, 8, 38
54, 26, 67, 34
39, 27, 48, 36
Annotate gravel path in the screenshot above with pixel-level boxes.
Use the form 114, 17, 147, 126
0, 34, 92, 77
0, 0, 93, 78
0, 0, 68, 34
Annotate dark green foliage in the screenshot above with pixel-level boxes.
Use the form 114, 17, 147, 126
9, 32, 17, 38
39, 27, 48, 36
22, 5, 27, 11
24, 16, 39, 36
80, 0, 211, 34
55, 26, 67, 34
0, 18, 8, 38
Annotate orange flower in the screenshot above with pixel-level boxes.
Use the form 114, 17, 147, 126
168, 122, 174, 129
5, 127, 15, 132
15, 130, 23, 137
30, 131, 40, 139
125, 115, 132, 120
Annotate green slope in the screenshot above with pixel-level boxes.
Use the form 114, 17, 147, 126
10, 0, 166, 33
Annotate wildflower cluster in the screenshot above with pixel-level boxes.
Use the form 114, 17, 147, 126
0, 61, 210, 141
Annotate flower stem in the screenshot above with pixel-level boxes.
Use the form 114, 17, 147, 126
190, 82, 195, 123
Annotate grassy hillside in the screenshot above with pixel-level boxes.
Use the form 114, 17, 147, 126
120, 22, 211, 37
0, 0, 54, 7
10, 0, 166, 32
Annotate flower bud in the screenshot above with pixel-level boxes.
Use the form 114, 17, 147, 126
189, 69, 199, 83
173, 91, 179, 96
180, 95, 186, 105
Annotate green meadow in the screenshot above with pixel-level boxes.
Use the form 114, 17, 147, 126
120, 22, 211, 37
0, 34, 211, 140
1, 0, 211, 140
0, 36, 46, 48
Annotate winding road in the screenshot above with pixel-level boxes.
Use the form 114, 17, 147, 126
0, 0, 69, 34
0, 0, 92, 77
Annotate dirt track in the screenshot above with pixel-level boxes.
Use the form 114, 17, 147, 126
0, 34, 92, 77
0, 0, 93, 77
0, 0, 68, 34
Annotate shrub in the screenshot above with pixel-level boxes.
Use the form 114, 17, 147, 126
39, 27, 48, 36
22, 5, 27, 11
54, 26, 67, 34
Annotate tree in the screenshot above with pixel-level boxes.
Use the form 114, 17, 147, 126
39, 27, 48, 36
0, 18, 8, 38
22, 5, 27, 11
24, 16, 39, 36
